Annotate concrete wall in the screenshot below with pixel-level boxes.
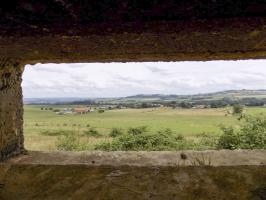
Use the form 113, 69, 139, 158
0, 151, 266, 200
0, 59, 24, 161
1, 1, 266, 160
0, 2, 266, 199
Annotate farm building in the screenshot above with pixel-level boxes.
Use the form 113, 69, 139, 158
73, 108, 90, 114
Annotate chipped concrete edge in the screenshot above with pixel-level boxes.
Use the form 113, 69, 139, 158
2, 150, 266, 167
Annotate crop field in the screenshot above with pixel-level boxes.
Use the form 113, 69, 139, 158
23, 105, 266, 151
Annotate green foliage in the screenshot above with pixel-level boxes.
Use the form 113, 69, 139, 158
238, 114, 266, 149
98, 109, 105, 113
95, 128, 193, 151
24, 105, 266, 151
217, 126, 239, 150
53, 109, 60, 112
84, 128, 102, 137
179, 101, 193, 109
218, 114, 266, 149
176, 134, 184, 141
196, 133, 218, 150
127, 126, 147, 136
109, 128, 123, 137
56, 132, 88, 151
232, 104, 244, 115
41, 130, 72, 136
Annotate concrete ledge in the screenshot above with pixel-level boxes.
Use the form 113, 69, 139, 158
4, 150, 266, 166
0, 151, 266, 200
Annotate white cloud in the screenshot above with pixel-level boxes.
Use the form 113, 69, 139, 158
22, 60, 266, 98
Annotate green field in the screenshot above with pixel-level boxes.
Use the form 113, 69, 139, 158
24, 105, 266, 151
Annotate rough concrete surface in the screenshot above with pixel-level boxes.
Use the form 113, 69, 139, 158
0, 151, 265, 200
1, 1, 266, 199
1, 18, 266, 64
0, 59, 24, 161
1, 1, 266, 63
5, 150, 266, 167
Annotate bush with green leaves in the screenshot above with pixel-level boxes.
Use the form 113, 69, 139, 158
232, 104, 244, 115
109, 128, 123, 137
217, 126, 239, 150
95, 128, 193, 151
195, 132, 218, 150
217, 114, 266, 149
127, 126, 148, 136
56, 133, 88, 151
238, 114, 266, 149
84, 128, 102, 137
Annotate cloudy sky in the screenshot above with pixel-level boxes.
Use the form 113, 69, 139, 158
22, 60, 266, 98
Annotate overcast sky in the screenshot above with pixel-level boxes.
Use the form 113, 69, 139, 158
22, 60, 266, 98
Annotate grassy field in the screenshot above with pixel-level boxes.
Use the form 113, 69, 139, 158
23, 105, 266, 151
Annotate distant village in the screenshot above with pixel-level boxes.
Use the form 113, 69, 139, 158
40, 102, 215, 115
40, 97, 266, 115
41, 105, 126, 115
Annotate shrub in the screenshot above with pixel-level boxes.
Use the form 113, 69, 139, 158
95, 128, 193, 151
196, 133, 218, 150
98, 109, 105, 113
217, 126, 239, 150
127, 126, 147, 136
84, 128, 102, 137
238, 114, 266, 149
176, 134, 184, 141
217, 114, 266, 149
109, 128, 123, 137
56, 133, 88, 151
232, 104, 244, 115
53, 109, 60, 112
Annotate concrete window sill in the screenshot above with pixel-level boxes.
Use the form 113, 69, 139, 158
0, 150, 266, 200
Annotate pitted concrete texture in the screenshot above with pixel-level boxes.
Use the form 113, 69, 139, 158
0, 2, 266, 198
0, 151, 265, 200
1, 1, 266, 160
5, 150, 266, 166
0, 59, 24, 161
1, 1, 266, 63
1, 18, 266, 64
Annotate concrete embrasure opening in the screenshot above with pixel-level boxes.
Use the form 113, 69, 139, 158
1, 1, 266, 198
20, 61, 266, 153
2, 60, 266, 157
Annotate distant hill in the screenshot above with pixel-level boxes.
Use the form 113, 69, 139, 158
24, 89, 266, 105
23, 97, 92, 105
97, 89, 266, 104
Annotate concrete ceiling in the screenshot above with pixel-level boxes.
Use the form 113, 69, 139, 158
1, 0, 266, 63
